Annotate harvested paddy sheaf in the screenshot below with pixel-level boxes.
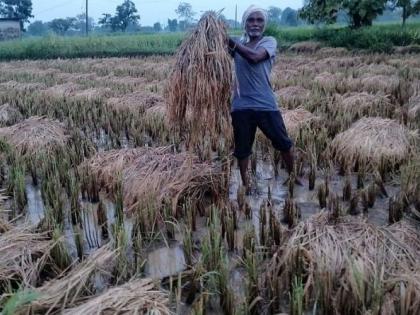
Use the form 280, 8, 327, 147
0, 103, 23, 126
44, 83, 82, 98
317, 47, 348, 56
360, 74, 400, 94
329, 117, 415, 171
0, 81, 46, 93
0, 116, 69, 157
80, 147, 225, 214
15, 246, 115, 314
336, 92, 394, 119
265, 213, 420, 314
289, 41, 321, 53
281, 108, 318, 139
314, 72, 344, 92
0, 225, 53, 290
107, 90, 165, 113
63, 278, 169, 315
166, 11, 232, 155
275, 86, 311, 109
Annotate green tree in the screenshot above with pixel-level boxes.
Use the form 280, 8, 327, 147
75, 13, 95, 34
299, 0, 339, 25
98, 0, 140, 32
267, 6, 282, 25
175, 2, 195, 29
300, 0, 388, 28
0, 0, 33, 30
153, 22, 162, 32
48, 17, 77, 35
167, 18, 178, 32
389, 0, 420, 25
281, 7, 299, 26
27, 20, 48, 36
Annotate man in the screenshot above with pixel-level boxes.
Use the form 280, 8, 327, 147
228, 5, 300, 193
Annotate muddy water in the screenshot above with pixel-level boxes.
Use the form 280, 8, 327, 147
25, 178, 44, 226
145, 244, 186, 279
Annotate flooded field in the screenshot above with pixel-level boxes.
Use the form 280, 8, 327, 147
0, 50, 419, 314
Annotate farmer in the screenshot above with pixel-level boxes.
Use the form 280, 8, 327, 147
228, 5, 300, 193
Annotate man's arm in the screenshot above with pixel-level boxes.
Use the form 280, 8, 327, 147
229, 38, 269, 64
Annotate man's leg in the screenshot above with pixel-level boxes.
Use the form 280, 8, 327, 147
281, 146, 303, 186
238, 157, 250, 193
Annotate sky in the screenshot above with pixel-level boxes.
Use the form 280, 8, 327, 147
31, 0, 303, 26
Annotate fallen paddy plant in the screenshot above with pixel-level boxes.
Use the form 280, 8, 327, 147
166, 11, 232, 157
329, 117, 416, 172
0, 225, 53, 291
15, 245, 115, 314
62, 278, 170, 315
265, 212, 420, 314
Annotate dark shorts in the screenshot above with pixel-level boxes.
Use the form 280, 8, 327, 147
231, 110, 293, 160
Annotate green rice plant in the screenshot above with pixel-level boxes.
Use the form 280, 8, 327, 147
182, 224, 194, 267
242, 248, 260, 315
290, 276, 304, 315
7, 159, 27, 215
50, 228, 71, 270
2, 289, 39, 315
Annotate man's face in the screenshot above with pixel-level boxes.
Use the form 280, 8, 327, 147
245, 12, 265, 38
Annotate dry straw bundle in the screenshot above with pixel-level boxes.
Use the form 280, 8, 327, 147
166, 11, 232, 155
0, 116, 69, 157
16, 246, 115, 314
0, 103, 23, 127
289, 41, 321, 53
81, 147, 224, 214
0, 225, 53, 289
63, 278, 169, 315
329, 117, 415, 170
265, 212, 420, 314
337, 92, 394, 119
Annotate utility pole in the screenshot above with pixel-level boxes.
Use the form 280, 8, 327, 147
235, 4, 238, 29
86, 0, 89, 36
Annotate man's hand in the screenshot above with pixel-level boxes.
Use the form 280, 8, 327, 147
228, 37, 269, 64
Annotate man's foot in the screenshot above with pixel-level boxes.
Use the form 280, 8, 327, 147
282, 176, 303, 186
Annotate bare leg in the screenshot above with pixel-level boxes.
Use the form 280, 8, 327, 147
238, 157, 251, 194
281, 147, 303, 186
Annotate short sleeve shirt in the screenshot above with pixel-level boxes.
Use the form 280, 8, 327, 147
232, 36, 278, 112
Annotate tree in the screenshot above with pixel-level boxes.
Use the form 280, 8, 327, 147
267, 6, 282, 24
75, 13, 95, 34
27, 20, 48, 36
300, 0, 388, 28
175, 2, 195, 28
281, 7, 299, 26
0, 0, 33, 30
342, 0, 388, 28
153, 22, 162, 32
167, 18, 178, 32
299, 0, 339, 25
48, 17, 77, 35
389, 0, 420, 25
99, 0, 140, 32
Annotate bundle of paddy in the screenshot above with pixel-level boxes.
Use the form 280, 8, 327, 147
0, 103, 23, 127
73, 87, 113, 101
107, 91, 165, 114
44, 82, 82, 98
329, 117, 416, 172
166, 11, 232, 155
80, 146, 225, 215
289, 41, 321, 54
0, 225, 53, 290
336, 92, 395, 120
264, 212, 420, 314
393, 45, 420, 54
15, 246, 115, 314
275, 86, 311, 109
62, 278, 169, 315
359, 75, 400, 95
317, 47, 348, 57
0, 116, 69, 158
0, 81, 47, 93
314, 72, 345, 92
407, 94, 420, 125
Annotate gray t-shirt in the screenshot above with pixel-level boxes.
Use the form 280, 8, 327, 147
232, 36, 278, 112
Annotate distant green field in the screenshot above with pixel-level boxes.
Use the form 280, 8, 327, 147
0, 21, 419, 61
0, 33, 184, 61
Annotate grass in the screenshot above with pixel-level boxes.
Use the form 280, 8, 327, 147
1, 21, 419, 61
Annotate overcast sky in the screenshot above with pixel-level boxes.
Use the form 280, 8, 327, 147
31, 0, 303, 26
